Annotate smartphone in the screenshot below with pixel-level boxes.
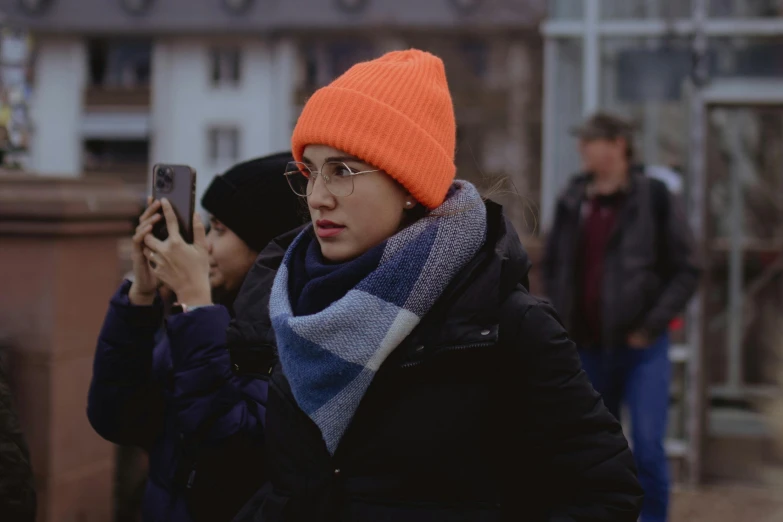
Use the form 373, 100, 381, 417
151, 163, 197, 243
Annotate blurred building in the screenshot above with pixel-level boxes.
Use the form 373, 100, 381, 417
1, 3, 546, 519
4, 0, 546, 229
0, 28, 33, 166
543, 0, 783, 485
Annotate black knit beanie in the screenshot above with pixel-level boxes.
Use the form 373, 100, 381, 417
201, 152, 304, 252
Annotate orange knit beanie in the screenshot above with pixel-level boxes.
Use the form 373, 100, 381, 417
291, 49, 456, 209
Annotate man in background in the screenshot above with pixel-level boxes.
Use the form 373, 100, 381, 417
543, 113, 700, 522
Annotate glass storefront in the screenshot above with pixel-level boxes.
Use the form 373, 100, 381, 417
710, 0, 783, 17
543, 0, 783, 225
543, 0, 783, 484
548, 0, 583, 19
601, 0, 693, 19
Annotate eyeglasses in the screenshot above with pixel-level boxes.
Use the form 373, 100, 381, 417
284, 161, 382, 198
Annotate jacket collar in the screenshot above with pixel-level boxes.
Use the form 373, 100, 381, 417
392, 200, 531, 361
562, 164, 646, 214
232, 225, 306, 347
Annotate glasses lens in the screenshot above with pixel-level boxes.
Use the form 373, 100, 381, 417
322, 162, 355, 197
284, 162, 312, 197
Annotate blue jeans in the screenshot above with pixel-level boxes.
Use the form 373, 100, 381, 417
579, 334, 671, 522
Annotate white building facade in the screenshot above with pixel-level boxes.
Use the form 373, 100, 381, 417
149, 37, 296, 204
7, 0, 546, 222
26, 34, 295, 205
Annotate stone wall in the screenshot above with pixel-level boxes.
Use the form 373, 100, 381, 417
0, 173, 141, 522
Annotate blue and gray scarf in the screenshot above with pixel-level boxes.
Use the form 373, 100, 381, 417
269, 181, 487, 453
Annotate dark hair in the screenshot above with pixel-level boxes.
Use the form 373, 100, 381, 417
572, 112, 635, 161
401, 204, 428, 229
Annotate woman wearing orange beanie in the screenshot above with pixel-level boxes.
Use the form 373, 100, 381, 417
229, 50, 642, 522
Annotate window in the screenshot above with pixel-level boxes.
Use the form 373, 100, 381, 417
548, 0, 583, 20
600, 0, 692, 20
459, 39, 489, 79
327, 42, 375, 80
210, 47, 242, 87
207, 126, 241, 165
84, 139, 149, 168
711, 0, 783, 17
301, 41, 376, 90
87, 39, 152, 88
83, 139, 149, 188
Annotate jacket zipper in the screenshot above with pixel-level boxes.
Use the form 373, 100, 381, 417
401, 341, 495, 369
269, 374, 347, 483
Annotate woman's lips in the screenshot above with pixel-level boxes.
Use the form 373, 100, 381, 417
316, 220, 345, 238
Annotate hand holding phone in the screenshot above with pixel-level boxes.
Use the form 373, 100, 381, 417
151, 164, 196, 243
128, 197, 162, 306
142, 163, 211, 305
142, 198, 212, 306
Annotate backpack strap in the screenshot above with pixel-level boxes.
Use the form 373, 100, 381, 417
648, 176, 671, 272
649, 176, 670, 234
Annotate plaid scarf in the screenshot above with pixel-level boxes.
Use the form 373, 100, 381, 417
269, 181, 487, 454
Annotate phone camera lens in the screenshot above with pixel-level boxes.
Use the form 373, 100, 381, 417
155, 166, 174, 192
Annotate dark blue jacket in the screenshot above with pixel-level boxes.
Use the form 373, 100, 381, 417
87, 280, 268, 522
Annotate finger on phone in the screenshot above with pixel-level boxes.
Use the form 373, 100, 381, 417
134, 218, 158, 241
143, 232, 165, 252
140, 199, 161, 221
160, 199, 181, 239
138, 213, 161, 229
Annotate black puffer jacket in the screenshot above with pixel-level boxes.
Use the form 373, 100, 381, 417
230, 203, 642, 522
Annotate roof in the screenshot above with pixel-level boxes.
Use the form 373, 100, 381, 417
1, 0, 545, 34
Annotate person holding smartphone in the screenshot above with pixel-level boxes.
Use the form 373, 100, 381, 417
87, 152, 304, 522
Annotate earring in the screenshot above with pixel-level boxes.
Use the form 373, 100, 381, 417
405, 201, 413, 208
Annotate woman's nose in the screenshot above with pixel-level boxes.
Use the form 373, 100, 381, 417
308, 173, 336, 210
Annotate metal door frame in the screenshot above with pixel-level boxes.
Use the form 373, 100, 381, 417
703, 79, 783, 399
685, 77, 783, 485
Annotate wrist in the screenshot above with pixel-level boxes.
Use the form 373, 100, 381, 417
128, 284, 156, 306
177, 303, 212, 314
176, 284, 212, 307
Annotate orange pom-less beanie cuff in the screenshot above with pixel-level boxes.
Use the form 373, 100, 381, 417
291, 50, 456, 210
